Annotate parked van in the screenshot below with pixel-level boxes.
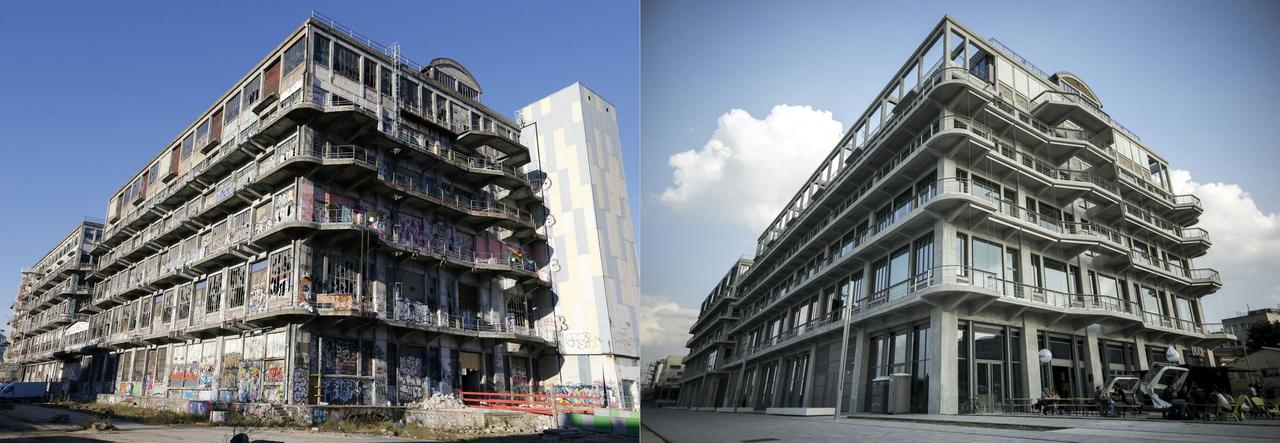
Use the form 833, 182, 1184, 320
0, 382, 49, 402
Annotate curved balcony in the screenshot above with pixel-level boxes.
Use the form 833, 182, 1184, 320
385, 126, 542, 203
1030, 90, 1136, 141
252, 86, 378, 147
747, 65, 995, 273
741, 113, 1001, 300
455, 127, 531, 167
1119, 204, 1211, 258
735, 310, 843, 364
984, 144, 1120, 208
379, 171, 538, 234
855, 265, 1208, 341
1120, 250, 1221, 297
983, 95, 1114, 167
982, 196, 1128, 258
732, 179, 994, 334
388, 298, 557, 347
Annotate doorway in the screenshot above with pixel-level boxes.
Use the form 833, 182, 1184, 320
975, 360, 1005, 412
1050, 365, 1074, 398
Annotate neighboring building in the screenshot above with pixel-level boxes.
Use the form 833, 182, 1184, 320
642, 355, 684, 406
4, 220, 101, 395
1225, 347, 1280, 399
677, 258, 752, 409
682, 15, 1232, 416
518, 83, 641, 409
1222, 308, 1280, 349
3, 13, 560, 413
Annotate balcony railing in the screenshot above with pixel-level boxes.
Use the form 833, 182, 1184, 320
1031, 90, 1142, 143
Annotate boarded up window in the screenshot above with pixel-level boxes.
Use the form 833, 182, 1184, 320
263, 58, 281, 100
209, 109, 223, 145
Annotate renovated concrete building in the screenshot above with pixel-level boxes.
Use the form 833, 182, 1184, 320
3, 13, 562, 414
676, 258, 751, 409
518, 84, 642, 409
679, 16, 1232, 416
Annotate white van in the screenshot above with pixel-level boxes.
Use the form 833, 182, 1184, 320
0, 382, 49, 401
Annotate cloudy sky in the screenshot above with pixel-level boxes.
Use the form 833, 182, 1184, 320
639, 0, 1280, 361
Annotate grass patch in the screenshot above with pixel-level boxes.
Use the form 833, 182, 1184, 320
60, 401, 206, 426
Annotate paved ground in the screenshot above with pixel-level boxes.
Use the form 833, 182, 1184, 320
642, 408, 1280, 443
0, 403, 618, 442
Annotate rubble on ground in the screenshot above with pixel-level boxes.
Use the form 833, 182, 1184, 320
416, 393, 466, 410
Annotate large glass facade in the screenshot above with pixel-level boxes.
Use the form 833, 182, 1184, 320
958, 321, 1025, 413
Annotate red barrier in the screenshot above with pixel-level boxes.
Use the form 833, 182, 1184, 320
457, 390, 603, 415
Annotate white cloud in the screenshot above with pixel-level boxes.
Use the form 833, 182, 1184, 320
660, 105, 844, 232
1169, 169, 1280, 319
638, 294, 700, 358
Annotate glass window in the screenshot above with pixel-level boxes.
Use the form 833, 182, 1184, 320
243, 73, 261, 107
888, 246, 910, 297
955, 233, 969, 276
181, 132, 194, 159
333, 43, 359, 81
872, 258, 889, 297
973, 237, 1002, 287
1042, 258, 1069, 293
362, 59, 377, 89
225, 91, 241, 123
313, 33, 330, 66
380, 65, 393, 96
912, 234, 934, 280
283, 38, 306, 74
1141, 286, 1162, 314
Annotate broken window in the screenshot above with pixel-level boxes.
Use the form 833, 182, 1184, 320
313, 33, 330, 67
333, 44, 360, 82
362, 58, 377, 89
228, 265, 246, 309
243, 73, 262, 107
283, 38, 305, 75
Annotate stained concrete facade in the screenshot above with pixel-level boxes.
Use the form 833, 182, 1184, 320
519, 83, 641, 409
678, 16, 1234, 416
3, 14, 569, 415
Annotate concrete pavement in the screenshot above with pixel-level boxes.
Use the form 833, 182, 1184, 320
642, 408, 1279, 442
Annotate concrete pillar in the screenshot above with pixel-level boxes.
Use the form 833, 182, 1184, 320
1083, 326, 1104, 392
770, 357, 785, 408
1134, 335, 1150, 371
848, 329, 869, 413
802, 343, 818, 407
930, 307, 958, 414
1022, 315, 1043, 398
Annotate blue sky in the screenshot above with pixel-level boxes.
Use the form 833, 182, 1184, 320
640, 0, 1280, 359
0, 0, 639, 335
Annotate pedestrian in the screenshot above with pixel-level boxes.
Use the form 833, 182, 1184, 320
1094, 386, 1115, 417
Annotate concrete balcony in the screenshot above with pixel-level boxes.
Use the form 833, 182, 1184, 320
1119, 251, 1220, 298
740, 113, 1000, 303
745, 63, 995, 283
983, 144, 1121, 209
733, 178, 992, 334
382, 125, 542, 205
455, 127, 532, 167
251, 86, 377, 147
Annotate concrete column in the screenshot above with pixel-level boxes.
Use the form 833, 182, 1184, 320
930, 307, 958, 414
770, 357, 785, 408
1134, 335, 1150, 371
1022, 316, 1043, 398
802, 343, 818, 407
848, 329, 869, 413
1083, 326, 1104, 391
